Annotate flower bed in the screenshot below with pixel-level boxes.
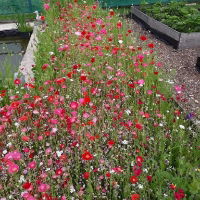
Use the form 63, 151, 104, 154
0, 0, 199, 199
131, 2, 200, 49
140, 2, 200, 33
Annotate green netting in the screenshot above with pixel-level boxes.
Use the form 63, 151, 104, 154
98, 0, 198, 7
0, 0, 43, 15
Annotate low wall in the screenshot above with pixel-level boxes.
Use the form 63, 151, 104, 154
131, 6, 200, 49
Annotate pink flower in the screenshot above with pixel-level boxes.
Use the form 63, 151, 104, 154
54, 108, 65, 116
83, 112, 90, 119
22, 192, 35, 200
38, 183, 50, 193
174, 85, 183, 93
147, 90, 153, 95
8, 163, 19, 174
5, 151, 22, 161
28, 161, 37, 169
138, 79, 145, 86
43, 4, 50, 11
70, 101, 79, 109
0, 125, 5, 134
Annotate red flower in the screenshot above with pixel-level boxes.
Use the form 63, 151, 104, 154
148, 43, 154, 48
130, 176, 138, 184
147, 175, 152, 182
107, 140, 115, 148
40, 16, 45, 21
117, 21, 122, 29
22, 182, 32, 190
174, 189, 185, 200
56, 168, 63, 176
170, 184, 176, 190
131, 194, 140, 200
140, 35, 147, 41
110, 10, 115, 16
136, 156, 144, 163
105, 172, 111, 178
135, 123, 143, 130
82, 151, 94, 161
14, 79, 21, 85
83, 172, 90, 179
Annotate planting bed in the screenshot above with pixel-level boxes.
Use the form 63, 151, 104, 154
0, 1, 199, 200
131, 4, 200, 49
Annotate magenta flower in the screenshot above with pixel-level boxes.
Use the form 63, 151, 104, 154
28, 161, 37, 169
8, 163, 19, 174
43, 4, 50, 11
38, 183, 50, 193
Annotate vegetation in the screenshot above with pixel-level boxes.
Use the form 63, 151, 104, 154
0, 0, 199, 199
0, 13, 35, 22
140, 1, 200, 32
16, 14, 33, 32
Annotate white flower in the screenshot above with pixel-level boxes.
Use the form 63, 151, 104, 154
6, 143, 12, 147
3, 150, 7, 154
56, 151, 63, 157
51, 127, 58, 133
14, 122, 20, 127
70, 185, 75, 193
118, 40, 123, 44
75, 31, 81, 36
179, 125, 185, 129
19, 175, 25, 183
125, 110, 131, 115
122, 140, 128, 145
138, 184, 144, 189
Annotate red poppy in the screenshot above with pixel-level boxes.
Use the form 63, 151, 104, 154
136, 156, 144, 163
40, 16, 45, 21
83, 172, 90, 179
170, 184, 176, 190
135, 123, 143, 130
107, 140, 115, 148
131, 194, 140, 200
147, 175, 152, 182
117, 21, 122, 29
148, 43, 154, 48
105, 172, 111, 178
22, 181, 32, 190
14, 79, 21, 85
82, 151, 94, 161
174, 189, 185, 200
110, 11, 115, 16
56, 168, 63, 176
130, 176, 138, 184
140, 35, 147, 41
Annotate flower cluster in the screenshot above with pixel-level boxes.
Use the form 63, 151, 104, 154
0, 0, 198, 199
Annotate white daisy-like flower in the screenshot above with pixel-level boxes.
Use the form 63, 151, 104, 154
179, 125, 185, 129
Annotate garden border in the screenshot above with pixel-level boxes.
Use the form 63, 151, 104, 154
130, 6, 200, 49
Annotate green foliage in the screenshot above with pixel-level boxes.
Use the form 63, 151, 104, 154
141, 1, 200, 32
16, 13, 33, 32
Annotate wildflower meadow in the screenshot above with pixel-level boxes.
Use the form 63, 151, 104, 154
0, 0, 199, 199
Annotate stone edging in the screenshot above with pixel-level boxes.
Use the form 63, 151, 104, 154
130, 6, 200, 49
18, 25, 38, 83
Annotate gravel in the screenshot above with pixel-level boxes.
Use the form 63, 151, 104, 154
125, 15, 200, 120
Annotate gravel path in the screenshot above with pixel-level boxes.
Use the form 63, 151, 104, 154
125, 16, 200, 121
